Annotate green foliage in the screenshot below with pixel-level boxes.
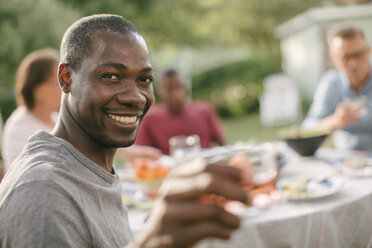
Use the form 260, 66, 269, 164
192, 51, 282, 117
0, 0, 81, 120
222, 113, 285, 143
0, 0, 329, 122
55, 0, 326, 49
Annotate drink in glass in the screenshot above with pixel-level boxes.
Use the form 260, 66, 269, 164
169, 135, 201, 165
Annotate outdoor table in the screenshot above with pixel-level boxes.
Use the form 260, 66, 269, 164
127, 148, 372, 248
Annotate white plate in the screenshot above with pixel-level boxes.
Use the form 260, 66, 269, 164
340, 166, 372, 177
278, 177, 344, 201
339, 156, 372, 177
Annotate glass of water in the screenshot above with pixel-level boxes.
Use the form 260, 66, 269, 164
169, 135, 201, 165
344, 95, 368, 116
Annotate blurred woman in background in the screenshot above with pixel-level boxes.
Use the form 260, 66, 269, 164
1, 48, 61, 172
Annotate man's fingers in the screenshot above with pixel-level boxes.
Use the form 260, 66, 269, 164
160, 173, 249, 204
205, 162, 244, 181
169, 160, 253, 186
160, 202, 240, 228
170, 159, 245, 180
171, 222, 237, 247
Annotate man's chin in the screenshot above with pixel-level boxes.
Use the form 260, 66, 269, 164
97, 136, 136, 149
114, 139, 135, 148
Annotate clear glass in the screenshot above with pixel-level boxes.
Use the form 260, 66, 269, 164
343, 95, 368, 116
224, 146, 277, 187
169, 135, 201, 165
205, 145, 279, 208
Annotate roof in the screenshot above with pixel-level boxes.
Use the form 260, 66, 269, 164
275, 3, 372, 39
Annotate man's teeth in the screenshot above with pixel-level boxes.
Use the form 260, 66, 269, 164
108, 114, 137, 124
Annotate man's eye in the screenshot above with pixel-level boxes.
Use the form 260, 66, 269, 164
141, 77, 153, 84
101, 73, 120, 80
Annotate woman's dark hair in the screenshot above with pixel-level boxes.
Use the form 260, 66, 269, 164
15, 48, 59, 109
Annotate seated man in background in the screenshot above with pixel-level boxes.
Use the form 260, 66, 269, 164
302, 24, 372, 151
136, 68, 225, 154
0, 14, 250, 247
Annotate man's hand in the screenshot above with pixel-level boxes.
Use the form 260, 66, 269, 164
318, 101, 363, 131
116, 145, 162, 166
128, 159, 251, 248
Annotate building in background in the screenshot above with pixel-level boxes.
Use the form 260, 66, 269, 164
275, 3, 372, 101
336, 0, 371, 4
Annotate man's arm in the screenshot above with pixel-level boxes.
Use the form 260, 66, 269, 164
302, 72, 361, 131
128, 158, 251, 248
311, 102, 363, 131
204, 102, 226, 146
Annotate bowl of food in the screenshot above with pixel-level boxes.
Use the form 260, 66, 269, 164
278, 128, 329, 156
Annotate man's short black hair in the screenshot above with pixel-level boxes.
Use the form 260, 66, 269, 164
60, 14, 139, 70
156, 68, 182, 88
161, 68, 179, 78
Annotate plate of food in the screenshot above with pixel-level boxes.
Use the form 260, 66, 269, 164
340, 156, 372, 177
278, 176, 344, 201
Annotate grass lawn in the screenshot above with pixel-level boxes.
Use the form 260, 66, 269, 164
221, 113, 288, 144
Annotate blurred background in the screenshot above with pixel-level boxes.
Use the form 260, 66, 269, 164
1, 0, 372, 144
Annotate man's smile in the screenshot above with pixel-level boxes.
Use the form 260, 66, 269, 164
108, 113, 140, 125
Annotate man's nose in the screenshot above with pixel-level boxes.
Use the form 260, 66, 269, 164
117, 81, 146, 107
346, 59, 358, 69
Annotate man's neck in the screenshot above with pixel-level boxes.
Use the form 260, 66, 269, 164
52, 103, 116, 173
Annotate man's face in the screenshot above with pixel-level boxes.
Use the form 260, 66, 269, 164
158, 75, 187, 113
67, 30, 154, 148
330, 34, 371, 86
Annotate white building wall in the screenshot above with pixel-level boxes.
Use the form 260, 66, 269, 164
277, 4, 372, 102
281, 25, 326, 100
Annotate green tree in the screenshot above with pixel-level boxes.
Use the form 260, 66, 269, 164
0, 0, 329, 120
0, 0, 80, 120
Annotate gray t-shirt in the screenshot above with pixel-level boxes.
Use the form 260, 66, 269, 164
0, 131, 133, 247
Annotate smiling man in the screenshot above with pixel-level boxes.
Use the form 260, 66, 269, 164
0, 14, 249, 248
302, 24, 372, 151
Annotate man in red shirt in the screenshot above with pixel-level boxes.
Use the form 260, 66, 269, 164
135, 68, 225, 154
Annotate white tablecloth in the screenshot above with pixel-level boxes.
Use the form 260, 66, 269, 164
127, 148, 372, 248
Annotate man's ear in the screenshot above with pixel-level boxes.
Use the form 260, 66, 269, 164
58, 64, 72, 93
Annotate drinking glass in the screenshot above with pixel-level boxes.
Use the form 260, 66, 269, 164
230, 146, 277, 192
205, 144, 279, 210
169, 135, 201, 165
344, 95, 368, 116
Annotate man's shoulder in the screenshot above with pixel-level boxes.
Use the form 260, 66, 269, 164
320, 69, 342, 84
189, 101, 215, 113
1, 132, 74, 195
